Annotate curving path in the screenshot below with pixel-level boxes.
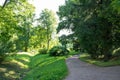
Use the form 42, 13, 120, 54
65, 55, 120, 80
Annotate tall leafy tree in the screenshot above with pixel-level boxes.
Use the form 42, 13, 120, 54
0, 1, 18, 61
13, 1, 35, 51
38, 9, 57, 50
0, 3, 17, 54
0, 0, 35, 52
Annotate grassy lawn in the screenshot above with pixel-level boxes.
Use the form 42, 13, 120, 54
79, 53, 120, 67
0, 53, 68, 80
24, 54, 68, 80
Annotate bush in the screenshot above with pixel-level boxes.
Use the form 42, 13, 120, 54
113, 48, 120, 57
38, 48, 48, 54
49, 46, 69, 56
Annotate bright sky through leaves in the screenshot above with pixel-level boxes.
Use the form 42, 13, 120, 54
0, 0, 5, 6
0, 0, 65, 14
29, 0, 65, 16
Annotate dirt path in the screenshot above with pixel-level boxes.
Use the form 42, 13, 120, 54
65, 55, 120, 80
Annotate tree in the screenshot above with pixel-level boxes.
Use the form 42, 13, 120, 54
0, 1, 17, 61
0, 0, 35, 53
13, 1, 35, 51
57, 0, 120, 60
2, 0, 27, 8
38, 9, 57, 50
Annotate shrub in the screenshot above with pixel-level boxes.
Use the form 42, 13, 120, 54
49, 46, 69, 56
113, 48, 120, 57
38, 48, 48, 54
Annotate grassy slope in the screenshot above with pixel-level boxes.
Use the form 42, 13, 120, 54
1, 53, 68, 80
0, 53, 31, 80
79, 53, 120, 67
23, 54, 68, 80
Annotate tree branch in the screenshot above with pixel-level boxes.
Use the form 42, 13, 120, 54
2, 0, 8, 8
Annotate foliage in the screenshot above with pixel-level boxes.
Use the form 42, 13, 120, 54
37, 9, 57, 50
0, 54, 6, 63
73, 39, 81, 51
57, 0, 120, 60
59, 35, 68, 49
0, 6, 16, 54
0, 0, 59, 62
79, 53, 120, 67
38, 48, 48, 54
0, 1, 67, 80
0, 0, 35, 55
113, 48, 120, 57
0, 5, 16, 60
49, 46, 69, 56
111, 0, 120, 13
0, 0, 59, 55
29, 26, 47, 50
14, 1, 35, 52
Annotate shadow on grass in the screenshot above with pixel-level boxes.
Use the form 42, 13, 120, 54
0, 53, 68, 80
29, 54, 61, 68
0, 54, 31, 80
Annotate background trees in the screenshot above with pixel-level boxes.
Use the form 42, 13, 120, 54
37, 9, 57, 50
57, 0, 120, 60
13, 1, 35, 51
0, 0, 119, 61
0, 0, 57, 60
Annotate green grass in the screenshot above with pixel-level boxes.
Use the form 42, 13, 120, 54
79, 53, 120, 67
23, 54, 68, 80
1, 53, 68, 80
0, 53, 31, 80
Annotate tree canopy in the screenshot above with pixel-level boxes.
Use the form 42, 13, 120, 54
0, 0, 57, 56
57, 0, 120, 60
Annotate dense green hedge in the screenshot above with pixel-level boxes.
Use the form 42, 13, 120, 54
49, 46, 69, 56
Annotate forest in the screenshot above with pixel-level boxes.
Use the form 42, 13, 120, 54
0, 0, 120, 80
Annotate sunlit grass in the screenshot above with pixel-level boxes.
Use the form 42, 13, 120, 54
5, 53, 31, 67
11, 60, 28, 68
4, 52, 31, 68
0, 52, 31, 80
1, 52, 68, 80
79, 53, 120, 67
24, 54, 68, 80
